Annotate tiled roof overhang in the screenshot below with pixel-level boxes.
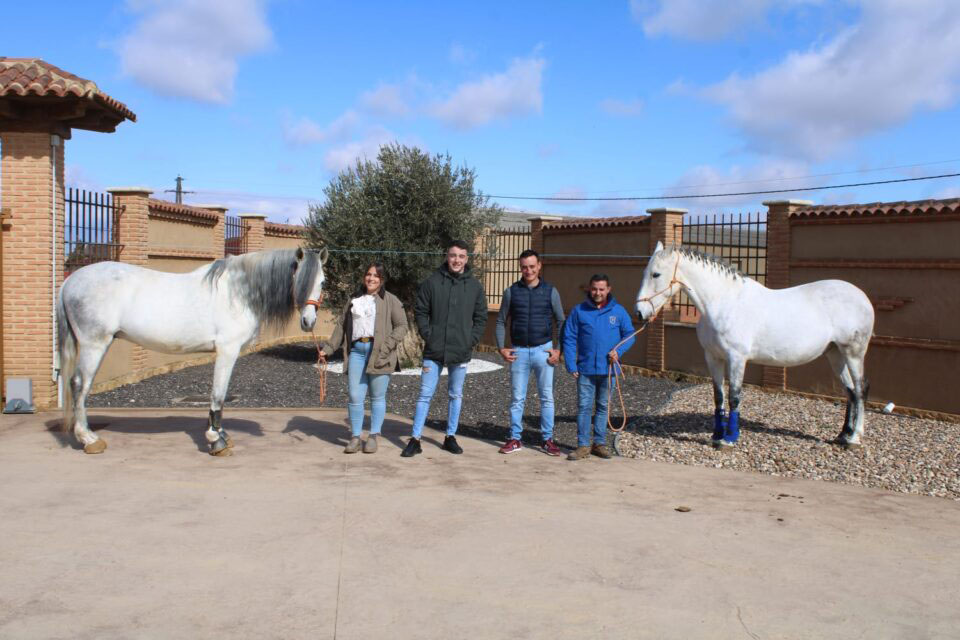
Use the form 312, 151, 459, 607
791, 198, 960, 220
0, 58, 136, 137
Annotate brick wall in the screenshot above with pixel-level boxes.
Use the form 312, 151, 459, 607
0, 132, 65, 409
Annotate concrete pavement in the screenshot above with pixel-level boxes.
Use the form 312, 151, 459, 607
1, 408, 958, 639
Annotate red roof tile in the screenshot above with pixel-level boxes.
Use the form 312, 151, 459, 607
148, 199, 221, 224
265, 222, 306, 237
0, 58, 136, 128
791, 198, 960, 219
543, 215, 650, 230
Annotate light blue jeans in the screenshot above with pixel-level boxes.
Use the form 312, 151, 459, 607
411, 359, 467, 439
577, 374, 610, 447
509, 343, 555, 441
347, 341, 391, 437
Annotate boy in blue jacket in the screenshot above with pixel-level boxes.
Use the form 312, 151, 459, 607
562, 274, 636, 460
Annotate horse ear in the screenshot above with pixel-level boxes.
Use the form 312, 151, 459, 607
654, 240, 664, 254
318, 247, 329, 265
296, 247, 304, 261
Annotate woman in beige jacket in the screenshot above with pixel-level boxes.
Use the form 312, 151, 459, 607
321, 262, 407, 453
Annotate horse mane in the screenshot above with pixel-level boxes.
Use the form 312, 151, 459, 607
668, 246, 746, 282
204, 249, 320, 329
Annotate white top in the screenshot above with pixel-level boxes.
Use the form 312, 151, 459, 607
351, 294, 377, 340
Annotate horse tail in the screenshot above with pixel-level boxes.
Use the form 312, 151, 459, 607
56, 287, 77, 432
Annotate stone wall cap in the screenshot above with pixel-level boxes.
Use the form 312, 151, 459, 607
762, 199, 814, 206
107, 186, 154, 195
238, 212, 268, 219
645, 207, 688, 214
530, 215, 564, 221
192, 203, 229, 212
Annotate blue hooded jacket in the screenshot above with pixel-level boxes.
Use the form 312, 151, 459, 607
562, 294, 637, 376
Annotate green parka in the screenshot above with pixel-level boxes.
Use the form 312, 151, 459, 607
414, 263, 487, 366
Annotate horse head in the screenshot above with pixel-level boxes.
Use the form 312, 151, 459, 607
295, 246, 328, 332
635, 240, 682, 326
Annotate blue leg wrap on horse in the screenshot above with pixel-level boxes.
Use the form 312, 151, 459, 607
724, 410, 740, 443
713, 409, 726, 441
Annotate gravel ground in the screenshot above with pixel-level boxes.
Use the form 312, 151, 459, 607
90, 341, 960, 500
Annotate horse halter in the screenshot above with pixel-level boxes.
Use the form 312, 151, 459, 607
637, 253, 686, 322
305, 295, 323, 308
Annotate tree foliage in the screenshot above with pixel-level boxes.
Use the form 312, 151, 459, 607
304, 143, 502, 313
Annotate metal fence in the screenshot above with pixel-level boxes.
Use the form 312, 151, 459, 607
64, 188, 124, 276
673, 212, 767, 322
478, 226, 532, 306
224, 215, 248, 255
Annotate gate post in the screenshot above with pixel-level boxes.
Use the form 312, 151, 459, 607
645, 207, 687, 372
196, 205, 228, 257
761, 200, 812, 389
0, 131, 65, 409
239, 213, 266, 253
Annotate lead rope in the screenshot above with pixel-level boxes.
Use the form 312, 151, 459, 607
310, 315, 327, 405
606, 254, 685, 432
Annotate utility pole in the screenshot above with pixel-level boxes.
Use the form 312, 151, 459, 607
164, 174, 195, 204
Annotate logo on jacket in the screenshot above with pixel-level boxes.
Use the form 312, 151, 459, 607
609, 316, 618, 325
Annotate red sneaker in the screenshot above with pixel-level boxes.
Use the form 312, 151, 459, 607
541, 439, 562, 457
499, 439, 523, 454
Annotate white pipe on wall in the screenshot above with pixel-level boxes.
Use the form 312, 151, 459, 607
50, 134, 61, 406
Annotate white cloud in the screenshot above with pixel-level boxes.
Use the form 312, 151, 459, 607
599, 97, 644, 117
544, 187, 587, 207
932, 185, 960, 200
118, 0, 272, 104
360, 82, 413, 118
186, 190, 313, 224
537, 144, 561, 158
701, 1, 960, 160
283, 111, 359, 146
657, 160, 814, 210
590, 200, 646, 217
429, 55, 545, 129
632, 0, 820, 41
64, 165, 104, 192
449, 43, 477, 65
323, 126, 397, 173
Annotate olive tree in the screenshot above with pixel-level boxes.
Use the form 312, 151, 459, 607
304, 143, 502, 365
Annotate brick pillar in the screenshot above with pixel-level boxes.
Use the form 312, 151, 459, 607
239, 213, 266, 252
761, 199, 811, 389
108, 187, 152, 268
197, 205, 228, 257
644, 207, 687, 372
530, 216, 562, 281
0, 131, 65, 409
107, 187, 153, 376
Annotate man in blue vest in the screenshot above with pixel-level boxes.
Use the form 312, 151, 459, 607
562, 274, 636, 460
496, 249, 566, 456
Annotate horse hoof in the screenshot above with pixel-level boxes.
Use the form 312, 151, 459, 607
210, 447, 233, 457
84, 439, 107, 454
839, 440, 862, 450
209, 436, 231, 456
711, 439, 733, 450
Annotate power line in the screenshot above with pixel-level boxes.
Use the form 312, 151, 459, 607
488, 172, 960, 202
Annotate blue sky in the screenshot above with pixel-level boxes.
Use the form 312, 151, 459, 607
5, 0, 960, 222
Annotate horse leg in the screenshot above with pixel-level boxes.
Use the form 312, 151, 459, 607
704, 352, 727, 445
205, 346, 240, 456
831, 345, 868, 447
72, 339, 112, 454
721, 357, 746, 446
825, 345, 856, 445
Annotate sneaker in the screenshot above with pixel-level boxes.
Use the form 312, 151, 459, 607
363, 434, 378, 454
442, 435, 463, 454
591, 444, 612, 459
567, 446, 591, 461
541, 439, 562, 457
401, 438, 422, 458
344, 436, 362, 454
499, 439, 523, 454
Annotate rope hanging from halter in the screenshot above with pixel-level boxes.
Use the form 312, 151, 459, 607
606, 254, 685, 432
302, 284, 327, 404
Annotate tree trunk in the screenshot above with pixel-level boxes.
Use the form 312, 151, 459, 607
396, 310, 423, 369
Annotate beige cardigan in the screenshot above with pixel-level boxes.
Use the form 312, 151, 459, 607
322, 289, 408, 374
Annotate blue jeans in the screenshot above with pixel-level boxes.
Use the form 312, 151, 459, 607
577, 374, 610, 447
411, 359, 467, 438
509, 343, 555, 441
347, 341, 391, 437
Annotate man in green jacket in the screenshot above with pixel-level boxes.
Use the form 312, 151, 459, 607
402, 240, 488, 457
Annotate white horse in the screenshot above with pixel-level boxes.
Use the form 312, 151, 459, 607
635, 241, 874, 448
57, 247, 328, 455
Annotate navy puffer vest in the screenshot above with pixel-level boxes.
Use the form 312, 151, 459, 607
508, 279, 555, 347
